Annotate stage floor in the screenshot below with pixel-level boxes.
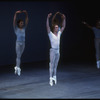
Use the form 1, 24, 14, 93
0, 62, 100, 99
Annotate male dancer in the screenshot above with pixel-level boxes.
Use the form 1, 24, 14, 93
46, 12, 66, 86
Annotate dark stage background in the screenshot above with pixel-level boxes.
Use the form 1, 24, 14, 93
0, 0, 99, 66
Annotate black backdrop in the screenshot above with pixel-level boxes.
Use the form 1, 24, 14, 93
0, 0, 99, 66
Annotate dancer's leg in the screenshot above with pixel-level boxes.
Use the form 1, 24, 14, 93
49, 49, 56, 86
53, 53, 60, 84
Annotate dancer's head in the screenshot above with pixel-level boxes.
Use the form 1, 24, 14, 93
17, 19, 24, 28
52, 24, 59, 33
51, 18, 60, 33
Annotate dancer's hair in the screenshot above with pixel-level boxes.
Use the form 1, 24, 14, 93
17, 19, 24, 27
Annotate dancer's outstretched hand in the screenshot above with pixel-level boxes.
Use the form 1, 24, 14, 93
22, 10, 28, 14
61, 14, 66, 19
82, 21, 87, 25
48, 13, 52, 18
16, 10, 22, 14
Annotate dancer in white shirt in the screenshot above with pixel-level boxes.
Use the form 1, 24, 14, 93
46, 12, 66, 86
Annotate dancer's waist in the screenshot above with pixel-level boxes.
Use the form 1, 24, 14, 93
51, 48, 59, 50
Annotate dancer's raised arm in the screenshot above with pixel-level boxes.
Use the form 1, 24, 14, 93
46, 13, 52, 33
13, 10, 22, 28
22, 10, 28, 27
82, 21, 92, 29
